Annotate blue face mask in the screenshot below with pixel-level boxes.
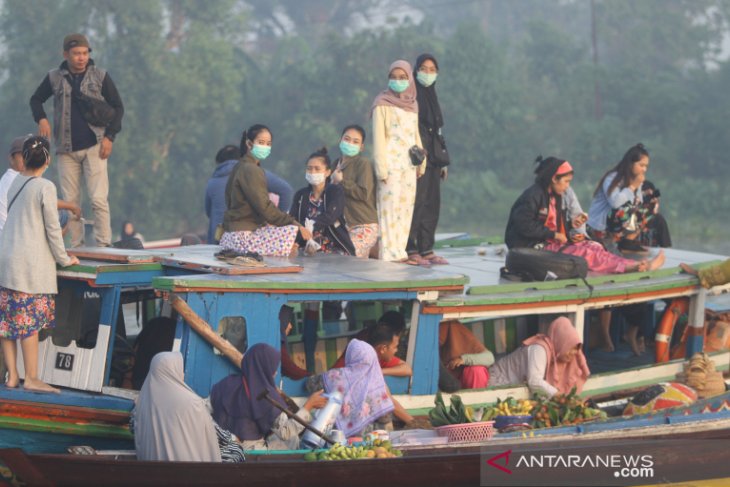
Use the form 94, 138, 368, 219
417, 71, 438, 87
250, 144, 271, 160
388, 79, 409, 93
339, 140, 361, 157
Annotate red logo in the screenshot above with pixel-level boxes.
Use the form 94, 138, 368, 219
486, 449, 512, 474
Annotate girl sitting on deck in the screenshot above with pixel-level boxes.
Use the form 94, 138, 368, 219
488, 317, 590, 397
133, 352, 245, 462
220, 124, 312, 257
0, 136, 79, 393
438, 320, 495, 392
329, 125, 379, 259
504, 155, 665, 274
210, 343, 327, 451
587, 143, 654, 254
290, 147, 356, 256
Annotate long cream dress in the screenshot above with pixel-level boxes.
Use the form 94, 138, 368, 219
372, 105, 425, 261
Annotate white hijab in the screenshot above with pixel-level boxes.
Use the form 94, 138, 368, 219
134, 352, 221, 462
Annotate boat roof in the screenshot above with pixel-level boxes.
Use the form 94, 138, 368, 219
60, 243, 727, 299
152, 251, 468, 293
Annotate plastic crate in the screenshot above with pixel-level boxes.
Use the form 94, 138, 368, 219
435, 421, 495, 443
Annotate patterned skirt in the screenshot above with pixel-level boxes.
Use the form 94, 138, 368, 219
348, 223, 379, 259
219, 225, 298, 257
0, 286, 56, 340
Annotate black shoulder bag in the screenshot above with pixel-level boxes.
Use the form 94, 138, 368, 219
64, 74, 116, 127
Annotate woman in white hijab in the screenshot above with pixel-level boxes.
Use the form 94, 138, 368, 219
133, 352, 244, 462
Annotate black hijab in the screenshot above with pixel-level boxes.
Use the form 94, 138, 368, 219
210, 343, 287, 441
414, 53, 443, 130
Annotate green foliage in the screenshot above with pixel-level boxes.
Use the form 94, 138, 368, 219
0, 0, 729, 250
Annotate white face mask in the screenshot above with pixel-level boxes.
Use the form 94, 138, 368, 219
306, 172, 326, 185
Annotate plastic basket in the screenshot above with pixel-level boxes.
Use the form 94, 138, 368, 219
435, 421, 495, 443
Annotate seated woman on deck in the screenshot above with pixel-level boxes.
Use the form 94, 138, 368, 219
504, 155, 665, 274
307, 339, 397, 436
587, 143, 655, 254
133, 352, 245, 462
438, 320, 495, 392
488, 317, 590, 398
329, 124, 379, 259
219, 124, 312, 257
210, 343, 326, 451
290, 147, 355, 256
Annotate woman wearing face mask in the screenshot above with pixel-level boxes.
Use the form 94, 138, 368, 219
407, 54, 450, 266
290, 147, 355, 255
221, 124, 311, 257
371, 60, 426, 263
330, 125, 378, 258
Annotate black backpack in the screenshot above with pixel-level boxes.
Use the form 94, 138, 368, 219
501, 247, 588, 282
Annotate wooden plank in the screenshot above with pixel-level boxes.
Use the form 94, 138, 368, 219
68, 247, 159, 263
161, 255, 302, 276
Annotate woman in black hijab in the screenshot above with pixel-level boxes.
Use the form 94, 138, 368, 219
407, 54, 450, 265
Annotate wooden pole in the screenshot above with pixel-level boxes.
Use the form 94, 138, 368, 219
169, 293, 243, 368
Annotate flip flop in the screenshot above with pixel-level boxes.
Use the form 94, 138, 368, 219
424, 254, 449, 265
408, 254, 433, 266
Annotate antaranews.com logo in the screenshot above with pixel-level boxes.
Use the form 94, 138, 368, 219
481, 449, 654, 486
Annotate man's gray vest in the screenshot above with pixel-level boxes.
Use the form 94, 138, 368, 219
48, 65, 107, 154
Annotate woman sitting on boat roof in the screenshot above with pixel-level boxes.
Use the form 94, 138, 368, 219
329, 124, 379, 259
504, 155, 665, 273
133, 352, 245, 462
219, 124, 312, 257
210, 343, 327, 451
308, 339, 395, 437
587, 143, 656, 254
438, 320, 495, 392
289, 146, 356, 256
488, 317, 590, 397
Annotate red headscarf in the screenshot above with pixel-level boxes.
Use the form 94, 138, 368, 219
523, 317, 590, 394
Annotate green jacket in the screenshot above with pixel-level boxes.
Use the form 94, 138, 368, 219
223, 153, 297, 232
337, 154, 378, 227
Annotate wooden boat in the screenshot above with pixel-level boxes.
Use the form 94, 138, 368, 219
2, 242, 730, 485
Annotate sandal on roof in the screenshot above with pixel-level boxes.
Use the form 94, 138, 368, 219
424, 254, 449, 265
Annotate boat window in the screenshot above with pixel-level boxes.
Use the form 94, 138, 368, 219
45, 287, 101, 349
218, 316, 247, 354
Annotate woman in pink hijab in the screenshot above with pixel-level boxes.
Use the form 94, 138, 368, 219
489, 317, 591, 397
371, 60, 426, 263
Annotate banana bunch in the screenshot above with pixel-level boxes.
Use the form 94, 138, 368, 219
304, 440, 403, 461
482, 397, 535, 421
429, 392, 475, 426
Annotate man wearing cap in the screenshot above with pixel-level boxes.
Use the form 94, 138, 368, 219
0, 136, 82, 240
29, 33, 124, 247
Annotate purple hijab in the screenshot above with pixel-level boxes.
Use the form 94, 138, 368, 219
322, 339, 394, 437
210, 343, 287, 441
370, 60, 418, 115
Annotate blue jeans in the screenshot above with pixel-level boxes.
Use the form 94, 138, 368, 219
59, 209, 69, 229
